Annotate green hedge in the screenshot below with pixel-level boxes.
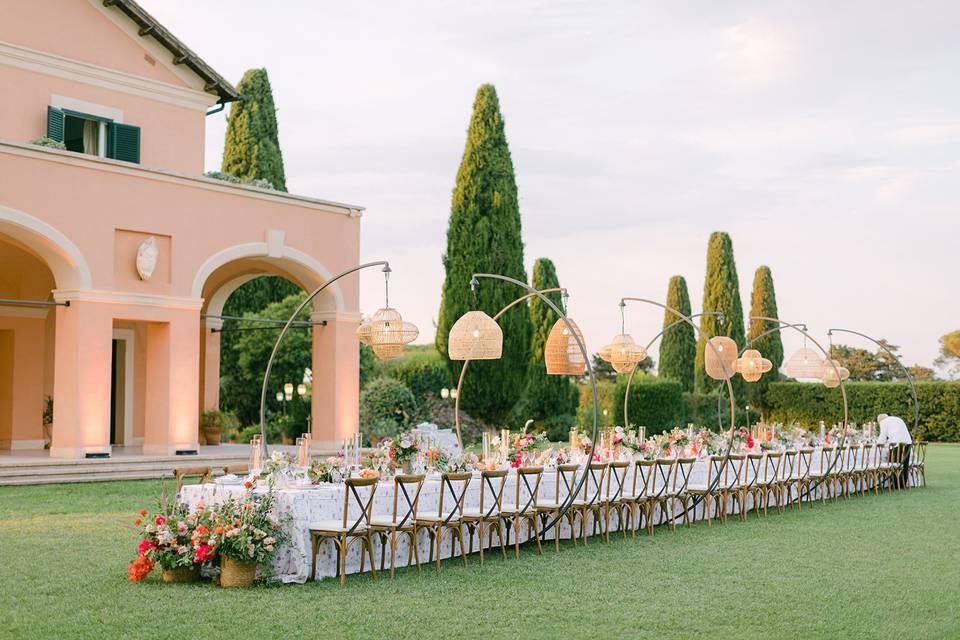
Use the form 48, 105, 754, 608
382, 348, 450, 400
614, 375, 683, 431
766, 381, 960, 442
359, 377, 417, 444
576, 382, 617, 429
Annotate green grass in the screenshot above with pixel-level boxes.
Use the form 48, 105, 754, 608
2, 446, 958, 640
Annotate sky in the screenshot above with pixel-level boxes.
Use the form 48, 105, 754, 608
148, 1, 958, 373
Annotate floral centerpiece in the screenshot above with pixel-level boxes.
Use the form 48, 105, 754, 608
208, 487, 286, 588
621, 429, 656, 460
433, 451, 479, 473
363, 447, 392, 475
309, 454, 349, 483
129, 493, 215, 583
387, 433, 420, 473
508, 431, 548, 468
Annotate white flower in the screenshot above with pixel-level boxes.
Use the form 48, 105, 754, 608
265, 545, 274, 552
264, 537, 275, 545
399, 437, 412, 448
247, 544, 255, 557
177, 545, 188, 555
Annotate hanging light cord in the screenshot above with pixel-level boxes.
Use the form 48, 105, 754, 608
619, 300, 626, 334
383, 264, 392, 308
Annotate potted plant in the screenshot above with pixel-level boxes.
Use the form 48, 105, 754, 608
208, 488, 285, 588
201, 410, 236, 446
42, 396, 53, 450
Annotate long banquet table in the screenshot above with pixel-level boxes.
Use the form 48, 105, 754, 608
180, 450, 904, 583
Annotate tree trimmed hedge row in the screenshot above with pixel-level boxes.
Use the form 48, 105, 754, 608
766, 381, 960, 442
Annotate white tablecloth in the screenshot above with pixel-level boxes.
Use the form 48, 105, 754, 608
180, 447, 906, 583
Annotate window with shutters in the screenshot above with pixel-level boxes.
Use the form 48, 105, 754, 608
46, 106, 140, 164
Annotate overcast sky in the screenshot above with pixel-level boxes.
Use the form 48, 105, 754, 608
150, 1, 958, 373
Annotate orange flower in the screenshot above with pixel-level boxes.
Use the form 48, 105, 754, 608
215, 526, 225, 534
139, 509, 148, 517
243, 481, 253, 489
134, 518, 142, 526
128, 555, 154, 582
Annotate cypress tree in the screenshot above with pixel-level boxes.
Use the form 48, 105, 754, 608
222, 68, 287, 191
435, 84, 531, 424
747, 266, 784, 417
524, 258, 578, 436
694, 232, 746, 398
658, 275, 695, 392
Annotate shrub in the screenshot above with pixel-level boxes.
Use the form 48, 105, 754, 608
766, 381, 960, 442
382, 348, 450, 400
203, 170, 276, 190
576, 381, 617, 430
411, 393, 486, 444
29, 137, 66, 150
359, 377, 417, 443
614, 375, 684, 432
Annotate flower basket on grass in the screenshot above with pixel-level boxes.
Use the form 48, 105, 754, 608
208, 488, 286, 588
128, 492, 216, 584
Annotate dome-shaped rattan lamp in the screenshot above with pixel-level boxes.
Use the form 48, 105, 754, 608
735, 348, 773, 382
545, 318, 586, 375
821, 358, 850, 388
704, 336, 738, 380
784, 346, 824, 379
599, 333, 647, 374
448, 310, 503, 360
356, 307, 419, 360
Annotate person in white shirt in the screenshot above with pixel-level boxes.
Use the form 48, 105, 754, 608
877, 414, 912, 487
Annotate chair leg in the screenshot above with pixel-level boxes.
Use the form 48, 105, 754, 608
310, 534, 320, 582
366, 535, 377, 580
478, 522, 485, 566
338, 536, 347, 586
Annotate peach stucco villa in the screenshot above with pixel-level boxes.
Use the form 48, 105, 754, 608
0, 0, 363, 458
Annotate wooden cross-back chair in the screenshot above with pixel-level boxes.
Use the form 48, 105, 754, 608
308, 476, 379, 585
535, 463, 580, 551
502, 466, 544, 557
462, 469, 509, 565
370, 474, 425, 578
174, 466, 212, 492
416, 472, 472, 570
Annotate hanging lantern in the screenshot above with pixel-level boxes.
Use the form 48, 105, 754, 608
735, 349, 773, 383
448, 310, 503, 360
356, 307, 419, 360
545, 318, 586, 375
704, 336, 738, 380
821, 359, 850, 388
784, 347, 824, 379
599, 334, 647, 374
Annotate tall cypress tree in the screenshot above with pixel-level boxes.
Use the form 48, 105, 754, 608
222, 68, 287, 191
694, 232, 745, 398
524, 258, 578, 435
658, 275, 695, 392
747, 265, 784, 417
435, 84, 531, 424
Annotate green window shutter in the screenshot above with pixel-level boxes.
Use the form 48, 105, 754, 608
47, 106, 65, 142
107, 122, 140, 163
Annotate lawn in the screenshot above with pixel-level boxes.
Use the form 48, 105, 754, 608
1, 446, 957, 640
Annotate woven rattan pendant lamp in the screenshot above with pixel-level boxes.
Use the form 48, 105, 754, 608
356, 267, 419, 360
448, 310, 503, 360
784, 345, 824, 379
599, 301, 647, 374
821, 358, 850, 388
704, 335, 738, 380
545, 292, 586, 375
734, 348, 773, 382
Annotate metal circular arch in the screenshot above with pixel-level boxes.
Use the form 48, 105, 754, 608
258, 260, 390, 458
452, 287, 567, 450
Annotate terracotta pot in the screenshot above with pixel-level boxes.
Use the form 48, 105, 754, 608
203, 426, 221, 446
220, 557, 256, 588
162, 565, 200, 583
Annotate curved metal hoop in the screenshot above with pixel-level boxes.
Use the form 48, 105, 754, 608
452, 287, 567, 450
258, 260, 389, 457
471, 273, 596, 538
622, 311, 723, 428
827, 328, 920, 433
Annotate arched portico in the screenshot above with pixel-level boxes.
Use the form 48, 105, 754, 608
194, 237, 360, 450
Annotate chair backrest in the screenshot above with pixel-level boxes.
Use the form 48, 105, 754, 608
652, 458, 676, 498
796, 449, 814, 479
174, 466, 212, 491
437, 472, 472, 523
340, 476, 378, 534
553, 464, 580, 506
914, 441, 927, 465
762, 452, 783, 484
605, 462, 629, 501
744, 454, 764, 488
580, 463, 607, 505
632, 459, 656, 498
479, 469, 509, 518
673, 457, 696, 494
222, 464, 248, 476
820, 446, 837, 474
725, 454, 746, 488
858, 444, 873, 469
780, 450, 798, 481
514, 467, 544, 515
888, 443, 906, 465
391, 474, 425, 527
706, 455, 726, 489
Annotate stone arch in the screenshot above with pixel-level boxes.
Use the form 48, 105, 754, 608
0, 205, 93, 290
